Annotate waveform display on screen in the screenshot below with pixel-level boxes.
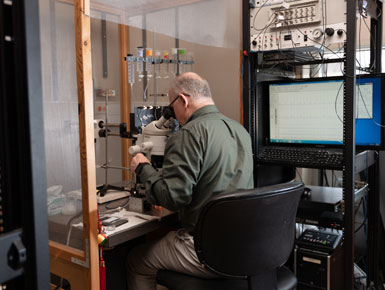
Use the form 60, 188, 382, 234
268, 76, 382, 147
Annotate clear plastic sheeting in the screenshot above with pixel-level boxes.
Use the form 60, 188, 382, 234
39, 0, 84, 250
90, 0, 241, 49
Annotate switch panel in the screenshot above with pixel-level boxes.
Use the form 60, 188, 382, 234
270, 2, 321, 28
250, 0, 346, 52
251, 22, 345, 51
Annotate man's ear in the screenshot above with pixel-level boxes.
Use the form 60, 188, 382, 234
179, 93, 189, 108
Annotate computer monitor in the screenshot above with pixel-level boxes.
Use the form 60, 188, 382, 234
265, 74, 385, 150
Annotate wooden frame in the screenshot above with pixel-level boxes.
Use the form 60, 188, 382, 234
49, 1, 207, 288
49, 0, 100, 289
120, 23, 131, 181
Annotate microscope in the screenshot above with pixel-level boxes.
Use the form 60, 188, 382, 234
129, 107, 174, 169
127, 106, 175, 211
95, 102, 176, 209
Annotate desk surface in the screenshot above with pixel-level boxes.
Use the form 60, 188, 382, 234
48, 198, 178, 249
101, 205, 177, 248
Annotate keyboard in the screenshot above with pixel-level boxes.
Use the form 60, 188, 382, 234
257, 147, 344, 168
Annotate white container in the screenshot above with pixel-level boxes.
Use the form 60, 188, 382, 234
62, 190, 82, 215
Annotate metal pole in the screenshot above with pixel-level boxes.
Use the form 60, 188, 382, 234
344, 0, 357, 288
104, 89, 109, 186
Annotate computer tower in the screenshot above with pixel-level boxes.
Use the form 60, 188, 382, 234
294, 230, 344, 289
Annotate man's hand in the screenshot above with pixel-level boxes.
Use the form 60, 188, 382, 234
130, 153, 151, 172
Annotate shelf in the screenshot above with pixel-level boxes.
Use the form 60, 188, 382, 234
296, 184, 370, 229
354, 184, 369, 202
354, 150, 377, 174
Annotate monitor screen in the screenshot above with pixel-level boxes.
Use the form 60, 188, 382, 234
267, 75, 384, 149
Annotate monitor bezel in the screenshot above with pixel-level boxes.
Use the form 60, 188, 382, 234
262, 74, 385, 151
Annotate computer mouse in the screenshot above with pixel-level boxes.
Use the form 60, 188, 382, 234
302, 187, 311, 198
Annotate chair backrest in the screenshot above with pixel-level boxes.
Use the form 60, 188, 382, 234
194, 181, 304, 278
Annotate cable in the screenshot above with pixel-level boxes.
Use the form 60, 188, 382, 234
143, 81, 149, 102
292, 28, 345, 76
332, 170, 339, 187
333, 74, 385, 145
355, 16, 374, 72
268, 23, 323, 74
295, 29, 345, 60
285, 0, 327, 61
354, 175, 367, 236
258, 6, 346, 74
293, 0, 327, 65
254, 0, 351, 76
351, 14, 385, 129
251, 0, 384, 133
65, 211, 83, 237
334, 80, 344, 124
359, 13, 362, 72
323, 170, 330, 186
362, 17, 377, 72
354, 215, 367, 233
254, 14, 279, 70
58, 211, 83, 288
105, 196, 130, 210
296, 168, 303, 183
249, 0, 277, 52
356, 80, 385, 128
355, 197, 364, 215
252, 0, 274, 31
255, 13, 278, 51
357, 17, 385, 127
322, 0, 327, 56
252, 4, 320, 72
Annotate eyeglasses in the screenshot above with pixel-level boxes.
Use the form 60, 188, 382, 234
169, 95, 179, 108
167, 92, 190, 119
168, 92, 190, 108
166, 95, 179, 119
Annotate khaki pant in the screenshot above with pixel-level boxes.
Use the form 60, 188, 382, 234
126, 229, 218, 290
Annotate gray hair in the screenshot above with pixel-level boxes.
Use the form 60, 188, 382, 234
169, 72, 212, 101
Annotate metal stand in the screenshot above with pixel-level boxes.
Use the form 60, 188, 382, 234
96, 89, 130, 204
242, 0, 384, 287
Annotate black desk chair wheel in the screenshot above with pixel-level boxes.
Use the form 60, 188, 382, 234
157, 181, 304, 290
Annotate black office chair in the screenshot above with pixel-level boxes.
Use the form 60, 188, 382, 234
157, 181, 304, 290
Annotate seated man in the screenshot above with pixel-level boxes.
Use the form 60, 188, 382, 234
127, 72, 254, 290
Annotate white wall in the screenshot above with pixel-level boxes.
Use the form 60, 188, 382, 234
70, 3, 243, 186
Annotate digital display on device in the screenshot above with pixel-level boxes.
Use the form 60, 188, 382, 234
267, 75, 384, 149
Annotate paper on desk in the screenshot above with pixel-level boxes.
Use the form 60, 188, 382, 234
103, 209, 160, 235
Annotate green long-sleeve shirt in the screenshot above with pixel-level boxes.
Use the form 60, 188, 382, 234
139, 105, 254, 231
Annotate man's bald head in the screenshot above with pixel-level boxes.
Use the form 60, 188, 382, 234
168, 72, 213, 104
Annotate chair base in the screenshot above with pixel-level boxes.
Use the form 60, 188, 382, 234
157, 266, 297, 290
